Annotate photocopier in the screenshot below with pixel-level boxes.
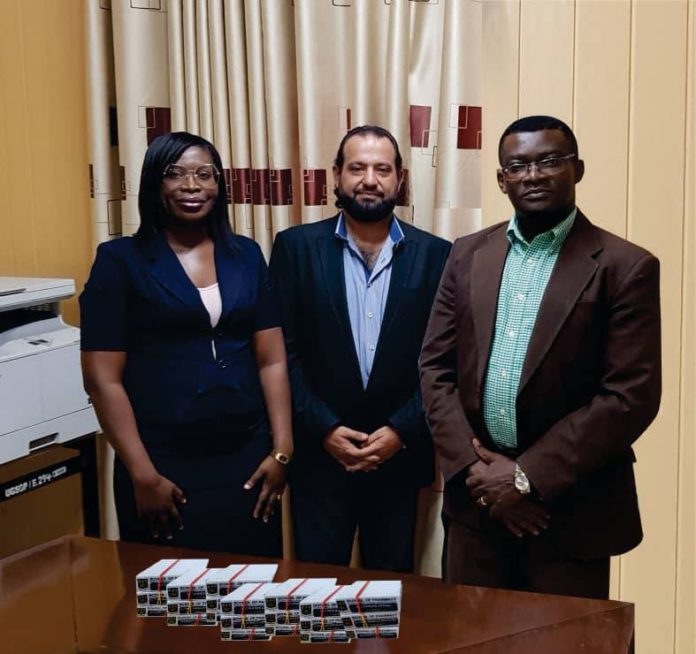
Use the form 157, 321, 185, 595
0, 277, 98, 466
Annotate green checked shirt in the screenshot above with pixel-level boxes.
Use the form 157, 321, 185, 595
482, 209, 577, 450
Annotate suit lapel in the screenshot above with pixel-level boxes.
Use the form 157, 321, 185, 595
518, 213, 602, 393
370, 238, 416, 377
316, 229, 361, 373
144, 234, 208, 322
214, 240, 244, 323
471, 226, 510, 388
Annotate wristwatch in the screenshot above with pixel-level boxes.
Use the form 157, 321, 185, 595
514, 464, 531, 495
270, 449, 292, 465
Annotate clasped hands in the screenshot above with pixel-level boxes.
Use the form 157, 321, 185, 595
466, 438, 549, 538
324, 425, 403, 473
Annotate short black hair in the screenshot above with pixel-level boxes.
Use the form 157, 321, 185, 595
333, 124, 403, 173
136, 131, 234, 246
498, 115, 578, 163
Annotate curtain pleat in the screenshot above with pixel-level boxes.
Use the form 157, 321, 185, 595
181, 0, 200, 134
243, 0, 272, 255
85, 1, 120, 247
196, 1, 215, 141
224, 0, 254, 238
208, 0, 232, 165
168, 1, 187, 131
110, 1, 169, 236
433, 0, 482, 240
261, 0, 299, 236
85, 0, 482, 575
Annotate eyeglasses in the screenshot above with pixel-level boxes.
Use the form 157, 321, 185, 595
501, 154, 576, 181
162, 164, 220, 187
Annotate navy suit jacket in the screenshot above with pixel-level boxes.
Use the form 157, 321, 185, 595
80, 233, 277, 432
269, 215, 451, 490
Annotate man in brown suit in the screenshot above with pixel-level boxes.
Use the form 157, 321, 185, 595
420, 115, 661, 599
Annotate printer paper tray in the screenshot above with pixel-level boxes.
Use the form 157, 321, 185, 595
0, 408, 99, 466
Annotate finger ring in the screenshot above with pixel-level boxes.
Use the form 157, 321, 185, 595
477, 496, 488, 507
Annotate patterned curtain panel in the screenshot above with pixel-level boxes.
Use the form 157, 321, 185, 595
85, 0, 481, 574
86, 0, 481, 249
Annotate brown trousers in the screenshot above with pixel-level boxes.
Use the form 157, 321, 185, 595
444, 515, 610, 600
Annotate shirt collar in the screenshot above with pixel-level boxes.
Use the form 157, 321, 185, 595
335, 213, 405, 245
506, 207, 577, 253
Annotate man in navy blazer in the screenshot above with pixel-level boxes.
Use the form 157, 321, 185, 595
269, 126, 450, 572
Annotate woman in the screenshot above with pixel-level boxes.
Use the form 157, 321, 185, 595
80, 132, 292, 556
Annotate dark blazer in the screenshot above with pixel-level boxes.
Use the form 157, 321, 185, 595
80, 233, 277, 431
269, 215, 451, 490
420, 211, 661, 559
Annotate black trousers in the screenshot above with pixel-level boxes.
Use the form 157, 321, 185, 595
113, 420, 282, 557
290, 481, 420, 573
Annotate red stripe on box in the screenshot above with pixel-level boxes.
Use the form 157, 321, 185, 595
320, 585, 343, 632
187, 568, 208, 613
410, 105, 432, 147
225, 564, 250, 594
286, 578, 307, 626
355, 580, 369, 628
457, 105, 482, 149
156, 559, 180, 596
241, 582, 264, 629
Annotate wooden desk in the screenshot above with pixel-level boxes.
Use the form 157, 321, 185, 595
1, 536, 632, 653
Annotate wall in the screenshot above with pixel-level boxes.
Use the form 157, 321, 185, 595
481, 2, 695, 653
0, 0, 92, 325
0, 0, 92, 554
0, 1, 693, 652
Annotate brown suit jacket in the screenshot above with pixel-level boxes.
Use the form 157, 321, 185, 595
420, 211, 661, 559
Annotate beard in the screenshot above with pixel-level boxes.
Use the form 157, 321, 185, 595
334, 187, 397, 223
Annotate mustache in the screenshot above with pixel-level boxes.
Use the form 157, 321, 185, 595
334, 187, 396, 223
354, 188, 384, 198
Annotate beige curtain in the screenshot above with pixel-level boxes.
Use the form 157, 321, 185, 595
85, 0, 482, 574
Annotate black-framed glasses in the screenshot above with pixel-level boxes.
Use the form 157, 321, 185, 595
501, 154, 576, 181
162, 164, 220, 187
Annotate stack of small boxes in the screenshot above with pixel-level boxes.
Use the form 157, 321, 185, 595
136, 559, 208, 618
299, 585, 351, 644
166, 568, 220, 626
136, 559, 403, 643
265, 578, 337, 637
205, 564, 278, 623
218, 582, 278, 641
335, 580, 402, 639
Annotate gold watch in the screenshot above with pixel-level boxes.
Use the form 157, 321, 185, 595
270, 449, 292, 465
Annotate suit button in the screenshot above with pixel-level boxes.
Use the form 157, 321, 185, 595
218, 359, 227, 369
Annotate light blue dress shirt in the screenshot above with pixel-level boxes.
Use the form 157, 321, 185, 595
335, 214, 405, 389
